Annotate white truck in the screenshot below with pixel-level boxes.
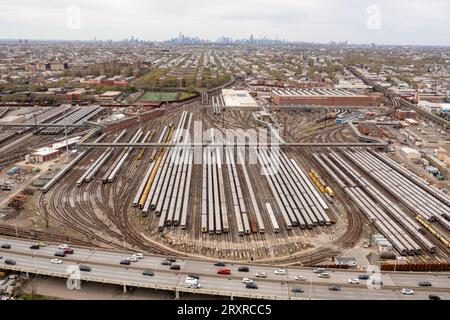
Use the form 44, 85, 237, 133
185, 276, 201, 289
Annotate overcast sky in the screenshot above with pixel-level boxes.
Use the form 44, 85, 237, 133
0, 0, 449, 45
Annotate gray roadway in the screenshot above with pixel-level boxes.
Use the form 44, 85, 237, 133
1, 237, 449, 300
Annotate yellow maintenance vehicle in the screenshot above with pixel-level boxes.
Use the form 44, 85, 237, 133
309, 170, 335, 197
416, 215, 450, 249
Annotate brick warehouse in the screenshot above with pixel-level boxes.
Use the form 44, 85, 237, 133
270, 88, 383, 106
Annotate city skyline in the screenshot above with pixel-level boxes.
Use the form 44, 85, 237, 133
0, 0, 449, 46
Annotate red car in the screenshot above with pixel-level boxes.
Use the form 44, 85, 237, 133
217, 268, 231, 275
64, 248, 74, 254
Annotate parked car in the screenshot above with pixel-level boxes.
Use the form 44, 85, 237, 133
51, 259, 63, 264
274, 269, 286, 275
238, 266, 249, 272
242, 278, 253, 284
1, 244, 11, 249
418, 281, 432, 287
348, 278, 360, 284
429, 294, 441, 300
294, 275, 306, 281
79, 265, 91, 272
30, 244, 40, 250
54, 251, 66, 257
217, 268, 231, 275
214, 261, 226, 267
246, 282, 258, 289
143, 271, 155, 277
400, 288, 414, 295
358, 274, 369, 280
328, 285, 341, 291
4, 259, 16, 265
120, 259, 131, 265
292, 287, 304, 293
170, 264, 181, 270
255, 272, 267, 278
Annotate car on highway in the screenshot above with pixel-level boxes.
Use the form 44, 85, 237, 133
188, 274, 200, 280
30, 244, 40, 250
371, 279, 383, 285
238, 266, 249, 272
133, 253, 144, 260
217, 268, 231, 275
54, 251, 66, 257
400, 288, 414, 295
255, 272, 267, 278
170, 264, 181, 270
166, 257, 177, 263
245, 282, 258, 289
37, 242, 47, 248
1, 244, 11, 249
79, 265, 91, 272
294, 275, 306, 281
348, 278, 360, 284
214, 261, 226, 267
128, 256, 139, 262
313, 268, 325, 274
274, 269, 286, 275
0, 256, 2, 259
291, 287, 304, 293
429, 294, 441, 300
4, 259, 16, 265
51, 259, 63, 264
358, 274, 369, 280
328, 285, 341, 291
161, 260, 172, 266
63, 248, 74, 254
242, 278, 253, 284
120, 259, 131, 265
185, 277, 201, 289
58, 244, 70, 250
143, 271, 155, 277
318, 273, 330, 278
418, 281, 432, 287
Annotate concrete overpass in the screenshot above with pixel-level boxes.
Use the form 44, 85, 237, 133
1, 237, 449, 300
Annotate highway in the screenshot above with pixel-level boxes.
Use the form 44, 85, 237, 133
1, 237, 449, 300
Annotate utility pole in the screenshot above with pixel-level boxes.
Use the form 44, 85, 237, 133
64, 108, 69, 161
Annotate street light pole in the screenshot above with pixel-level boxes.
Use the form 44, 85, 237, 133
64, 108, 69, 161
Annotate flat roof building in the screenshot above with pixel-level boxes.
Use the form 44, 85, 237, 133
221, 89, 258, 108
270, 88, 383, 107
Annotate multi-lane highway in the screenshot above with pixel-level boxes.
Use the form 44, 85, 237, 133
1, 237, 449, 300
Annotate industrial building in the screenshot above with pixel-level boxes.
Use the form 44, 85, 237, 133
221, 89, 258, 108
270, 88, 383, 106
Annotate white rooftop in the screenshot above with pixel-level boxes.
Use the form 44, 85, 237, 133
221, 89, 258, 108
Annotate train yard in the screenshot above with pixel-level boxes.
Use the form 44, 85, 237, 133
1, 99, 449, 267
